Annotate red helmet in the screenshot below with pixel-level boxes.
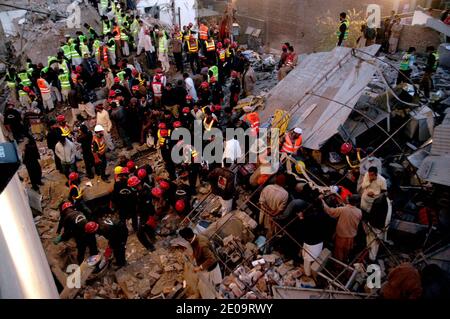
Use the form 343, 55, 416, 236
158, 122, 166, 129
75, 65, 82, 73
155, 68, 163, 74
159, 129, 169, 137
85, 221, 99, 234
175, 199, 185, 212
217, 42, 223, 48
231, 41, 238, 49
120, 167, 130, 175
224, 38, 231, 45
132, 69, 138, 76
213, 105, 222, 112
56, 115, 65, 122
159, 180, 170, 191
200, 81, 209, 89
109, 90, 116, 97
182, 106, 190, 114
68, 172, 79, 182
126, 160, 136, 170
146, 216, 157, 229
61, 201, 73, 212
186, 95, 193, 101
282, 44, 288, 50
340, 142, 353, 155
173, 121, 182, 128
137, 168, 147, 180
23, 86, 31, 92
127, 176, 141, 187
209, 76, 217, 83
132, 85, 139, 91
114, 77, 120, 83
151, 187, 163, 198
231, 71, 238, 78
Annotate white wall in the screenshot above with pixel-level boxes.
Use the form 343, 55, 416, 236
136, 0, 197, 27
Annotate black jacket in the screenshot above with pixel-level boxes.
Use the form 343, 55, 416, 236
208, 167, 236, 200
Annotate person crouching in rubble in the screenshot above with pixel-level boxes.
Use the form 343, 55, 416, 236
85, 218, 128, 269
68, 172, 93, 219
54, 202, 99, 265
179, 227, 222, 299
280, 127, 303, 174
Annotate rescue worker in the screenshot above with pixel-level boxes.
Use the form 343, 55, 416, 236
158, 30, 170, 73
172, 25, 184, 73
54, 202, 98, 265
229, 70, 241, 108
397, 47, 416, 84
242, 109, 260, 137
37, 72, 54, 111
216, 42, 227, 85
198, 21, 209, 53
92, 125, 110, 182
56, 114, 71, 139
68, 172, 92, 218
280, 127, 303, 174
187, 35, 200, 74
205, 36, 216, 66
5, 68, 18, 103
151, 74, 163, 108
337, 12, 350, 47
58, 69, 72, 103
210, 76, 223, 105
111, 167, 137, 231
420, 46, 439, 97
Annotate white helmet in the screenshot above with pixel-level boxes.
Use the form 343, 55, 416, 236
94, 125, 104, 132
294, 127, 303, 135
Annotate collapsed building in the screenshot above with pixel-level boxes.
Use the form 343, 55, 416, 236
0, 1, 450, 299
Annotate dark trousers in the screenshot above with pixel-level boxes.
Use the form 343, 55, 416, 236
74, 199, 93, 220
83, 154, 95, 178
218, 62, 226, 85
145, 51, 155, 69
62, 162, 77, 178
188, 163, 201, 195
137, 224, 156, 250
119, 209, 138, 232
396, 69, 412, 85
53, 150, 63, 173
76, 234, 98, 264
26, 161, 42, 187
189, 53, 200, 74
109, 235, 127, 266
117, 125, 132, 147
173, 52, 184, 72
94, 154, 107, 178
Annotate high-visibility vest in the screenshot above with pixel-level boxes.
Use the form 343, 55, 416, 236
137, 73, 145, 86
26, 62, 34, 76
92, 136, 106, 155
113, 26, 121, 41
37, 78, 50, 94
93, 40, 101, 57
70, 184, 83, 200
116, 11, 123, 26
61, 44, 72, 60
281, 133, 302, 154
48, 55, 58, 67
209, 65, 219, 81
60, 60, 70, 74
18, 72, 32, 87
157, 129, 171, 146
107, 39, 116, 52
100, 46, 108, 62
226, 48, 231, 58
103, 20, 111, 35
337, 19, 350, 40
159, 35, 168, 53
286, 53, 296, 67
117, 70, 126, 82
183, 30, 191, 42
80, 43, 90, 57
175, 31, 183, 41
120, 27, 129, 41
400, 53, 411, 71
218, 48, 226, 62
206, 39, 215, 52
88, 27, 96, 40
59, 73, 71, 90
78, 34, 87, 43
199, 25, 208, 40
152, 81, 163, 97
432, 52, 439, 71
203, 117, 215, 131
243, 112, 260, 136
19, 90, 28, 97
5, 72, 16, 89
70, 44, 81, 59
59, 125, 71, 137
188, 39, 198, 53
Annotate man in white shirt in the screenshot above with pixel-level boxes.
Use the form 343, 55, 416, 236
55, 136, 77, 179
360, 166, 387, 213
183, 73, 198, 102
358, 147, 383, 192
95, 104, 114, 151
223, 136, 242, 165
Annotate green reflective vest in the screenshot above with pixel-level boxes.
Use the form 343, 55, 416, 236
48, 56, 58, 67
93, 40, 101, 57
80, 43, 90, 57
100, 0, 108, 9
59, 73, 71, 90
78, 34, 87, 43
400, 53, 412, 71
5, 72, 17, 89
432, 52, 439, 71
60, 60, 70, 74
103, 20, 111, 35
337, 19, 350, 40
18, 89, 28, 97
117, 70, 126, 82
120, 27, 129, 41
107, 39, 116, 52
18, 72, 32, 87
61, 44, 72, 60
71, 44, 81, 59
209, 66, 219, 82
159, 35, 168, 53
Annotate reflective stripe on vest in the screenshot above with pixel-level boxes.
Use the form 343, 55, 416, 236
113, 26, 121, 41
218, 49, 226, 62
203, 118, 215, 131
157, 129, 171, 145
59, 73, 71, 89
188, 39, 198, 53
70, 184, 83, 200
71, 44, 81, 59
19, 90, 28, 97
199, 26, 208, 40
120, 28, 129, 41
103, 21, 111, 35
159, 36, 167, 53
80, 44, 90, 57
183, 30, 191, 42
226, 48, 231, 58
37, 78, 50, 94
400, 53, 411, 71
61, 45, 72, 59
281, 133, 302, 153
108, 39, 116, 52
337, 19, 350, 40
93, 136, 106, 155
206, 40, 215, 51
152, 82, 163, 96
60, 125, 71, 137
6, 73, 16, 89
18, 72, 32, 86
175, 31, 183, 41
433, 52, 439, 70
117, 71, 126, 81
209, 66, 219, 79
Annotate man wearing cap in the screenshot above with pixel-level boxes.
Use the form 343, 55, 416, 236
92, 125, 110, 182
68, 172, 92, 219
280, 127, 303, 174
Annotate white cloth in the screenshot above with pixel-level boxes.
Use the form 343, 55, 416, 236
96, 109, 112, 132
55, 139, 77, 164
78, 102, 96, 118
143, 35, 155, 53
361, 173, 387, 212
197, 263, 222, 299
223, 138, 242, 164
185, 77, 198, 102
302, 242, 323, 262
219, 197, 233, 216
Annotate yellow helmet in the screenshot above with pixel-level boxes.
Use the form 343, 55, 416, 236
295, 160, 306, 175
114, 166, 123, 175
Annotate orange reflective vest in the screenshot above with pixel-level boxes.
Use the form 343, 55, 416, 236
188, 39, 198, 53
157, 129, 171, 146
113, 26, 121, 41
199, 25, 209, 40
37, 78, 50, 94
243, 112, 260, 136
206, 40, 215, 52
92, 136, 106, 155
281, 133, 302, 154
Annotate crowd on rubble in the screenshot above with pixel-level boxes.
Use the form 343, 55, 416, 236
2, 1, 450, 299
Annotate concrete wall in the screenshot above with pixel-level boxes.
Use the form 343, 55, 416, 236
398, 24, 442, 52
137, 0, 197, 27
230, 0, 441, 53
